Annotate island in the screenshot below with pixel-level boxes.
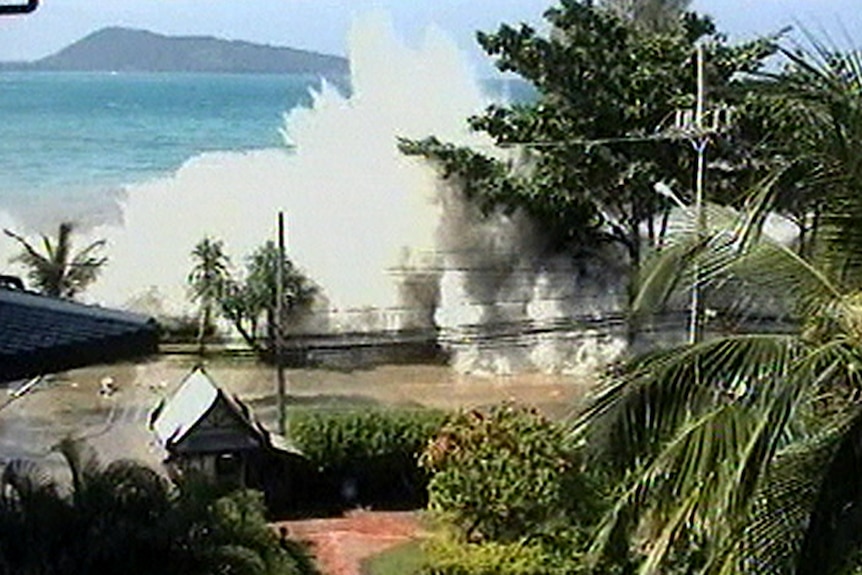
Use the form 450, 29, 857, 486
0, 27, 349, 76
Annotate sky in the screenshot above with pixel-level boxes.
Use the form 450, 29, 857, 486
0, 1, 861, 69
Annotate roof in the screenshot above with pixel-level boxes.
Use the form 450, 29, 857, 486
151, 368, 219, 447
150, 367, 302, 456
0, 283, 159, 383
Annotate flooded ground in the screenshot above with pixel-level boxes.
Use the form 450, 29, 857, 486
0, 354, 595, 479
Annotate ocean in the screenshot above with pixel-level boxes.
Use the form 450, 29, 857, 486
0, 19, 624, 375
0, 71, 327, 219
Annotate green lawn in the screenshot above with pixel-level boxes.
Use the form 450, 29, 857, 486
360, 540, 425, 575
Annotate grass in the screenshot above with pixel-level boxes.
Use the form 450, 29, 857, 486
360, 540, 425, 575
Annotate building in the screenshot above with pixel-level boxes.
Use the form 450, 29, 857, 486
0, 278, 159, 383
150, 367, 310, 509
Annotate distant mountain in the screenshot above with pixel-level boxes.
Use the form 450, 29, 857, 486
0, 27, 349, 75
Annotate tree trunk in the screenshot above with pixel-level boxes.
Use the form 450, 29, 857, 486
196, 303, 210, 356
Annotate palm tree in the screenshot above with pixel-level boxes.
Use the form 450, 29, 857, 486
3, 221, 107, 299
573, 41, 862, 574
0, 439, 314, 575
187, 237, 231, 355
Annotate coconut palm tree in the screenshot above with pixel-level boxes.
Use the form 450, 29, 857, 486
3, 221, 107, 299
573, 41, 862, 574
187, 236, 231, 355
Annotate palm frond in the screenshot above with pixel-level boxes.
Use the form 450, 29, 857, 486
795, 408, 862, 574
733, 239, 843, 322
54, 437, 101, 501
574, 334, 800, 469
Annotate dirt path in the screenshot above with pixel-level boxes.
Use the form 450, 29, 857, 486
274, 510, 424, 575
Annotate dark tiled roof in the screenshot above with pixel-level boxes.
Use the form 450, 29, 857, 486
0, 285, 159, 383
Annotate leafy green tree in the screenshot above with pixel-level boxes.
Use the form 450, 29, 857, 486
187, 237, 231, 355
219, 241, 318, 357
3, 222, 107, 299
573, 43, 862, 574
399, 1, 776, 337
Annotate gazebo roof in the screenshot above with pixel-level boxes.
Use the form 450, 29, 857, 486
150, 366, 301, 456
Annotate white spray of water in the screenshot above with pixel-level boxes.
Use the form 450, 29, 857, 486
88, 14, 492, 326
0, 13, 630, 374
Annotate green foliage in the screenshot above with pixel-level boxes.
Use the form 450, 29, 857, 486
219, 240, 318, 356
188, 489, 316, 575
400, 1, 778, 270
572, 39, 862, 572
3, 221, 107, 299
291, 408, 448, 471
420, 527, 574, 575
187, 236, 232, 354
421, 404, 600, 544
0, 440, 318, 575
289, 408, 448, 507
158, 314, 219, 344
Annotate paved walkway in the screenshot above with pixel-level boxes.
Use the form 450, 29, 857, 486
274, 510, 424, 575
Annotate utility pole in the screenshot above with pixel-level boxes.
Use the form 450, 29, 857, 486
690, 42, 707, 345
669, 43, 733, 344
276, 211, 287, 435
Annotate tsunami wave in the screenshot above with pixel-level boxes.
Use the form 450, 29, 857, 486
0, 14, 628, 374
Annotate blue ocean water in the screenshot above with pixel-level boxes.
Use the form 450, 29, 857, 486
0, 72, 329, 206
0, 71, 526, 223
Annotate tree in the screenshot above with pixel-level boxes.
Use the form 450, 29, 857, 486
0, 438, 316, 575
187, 237, 231, 355
3, 221, 107, 299
573, 43, 862, 574
399, 1, 777, 336
219, 241, 318, 358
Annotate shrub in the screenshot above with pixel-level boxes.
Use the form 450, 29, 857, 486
420, 403, 576, 543
289, 408, 448, 508
194, 489, 317, 575
420, 526, 582, 575
158, 314, 219, 344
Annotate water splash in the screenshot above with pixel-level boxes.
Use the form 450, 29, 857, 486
0, 13, 629, 374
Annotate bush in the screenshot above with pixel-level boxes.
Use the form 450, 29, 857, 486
417, 404, 618, 575
420, 526, 582, 575
0, 442, 318, 575
157, 314, 219, 344
289, 408, 449, 508
420, 404, 577, 543
193, 489, 318, 575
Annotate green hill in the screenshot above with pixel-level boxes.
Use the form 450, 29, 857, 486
2, 27, 349, 75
